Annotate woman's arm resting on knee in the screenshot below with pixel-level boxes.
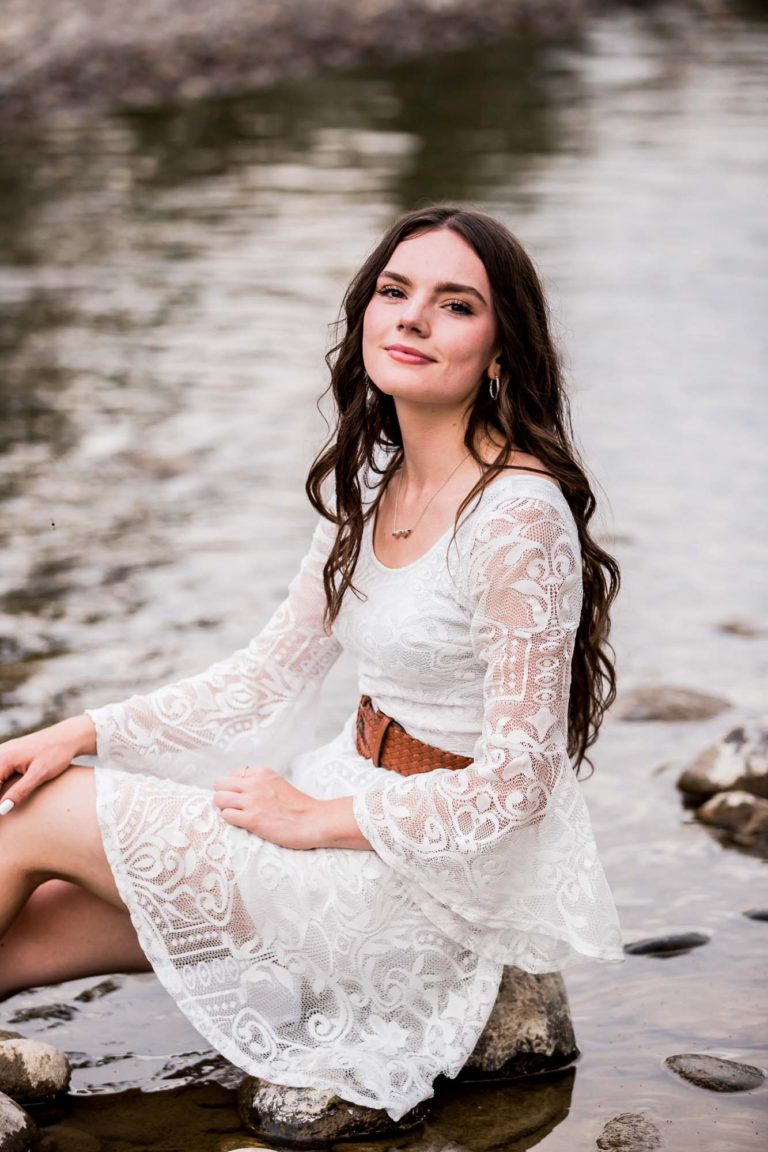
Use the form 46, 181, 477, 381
0, 714, 96, 812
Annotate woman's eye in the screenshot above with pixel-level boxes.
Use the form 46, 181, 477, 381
378, 286, 405, 299
445, 299, 472, 315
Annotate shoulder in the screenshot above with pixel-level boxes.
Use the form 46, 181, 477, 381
453, 473, 579, 596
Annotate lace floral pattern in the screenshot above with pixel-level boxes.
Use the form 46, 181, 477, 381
88, 473, 621, 1120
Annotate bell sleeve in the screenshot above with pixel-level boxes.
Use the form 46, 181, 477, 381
352, 492, 623, 971
86, 515, 343, 782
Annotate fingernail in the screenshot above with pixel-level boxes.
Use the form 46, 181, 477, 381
0, 799, 14, 816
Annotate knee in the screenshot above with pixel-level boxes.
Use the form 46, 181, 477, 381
0, 767, 97, 879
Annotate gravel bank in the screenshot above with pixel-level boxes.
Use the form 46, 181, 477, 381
0, 0, 612, 118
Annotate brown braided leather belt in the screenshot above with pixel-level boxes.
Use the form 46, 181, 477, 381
355, 694, 472, 776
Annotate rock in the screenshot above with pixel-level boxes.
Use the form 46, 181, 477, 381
238, 1079, 429, 1146
616, 686, 730, 723
743, 908, 768, 921
666, 1053, 764, 1093
696, 791, 768, 851
623, 932, 709, 957
459, 967, 578, 1078
0, 1039, 71, 1102
678, 722, 768, 800
716, 619, 766, 638
0, 1091, 37, 1152
238, 966, 576, 1143
0, 1034, 23, 1044
596, 1111, 661, 1150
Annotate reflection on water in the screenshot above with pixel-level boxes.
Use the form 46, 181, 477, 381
1, 4, 767, 1150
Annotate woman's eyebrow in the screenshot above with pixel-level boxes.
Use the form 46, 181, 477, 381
378, 269, 488, 306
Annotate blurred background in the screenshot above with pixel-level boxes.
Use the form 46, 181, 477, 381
0, 1, 766, 1149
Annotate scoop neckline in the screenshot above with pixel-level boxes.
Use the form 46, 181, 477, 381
367, 470, 567, 573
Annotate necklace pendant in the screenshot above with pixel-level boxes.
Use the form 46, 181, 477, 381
391, 528, 412, 539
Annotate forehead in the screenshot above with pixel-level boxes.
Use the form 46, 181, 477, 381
386, 228, 490, 291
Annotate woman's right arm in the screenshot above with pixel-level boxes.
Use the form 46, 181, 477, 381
1, 515, 342, 804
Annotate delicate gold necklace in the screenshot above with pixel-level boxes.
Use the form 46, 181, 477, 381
391, 452, 471, 539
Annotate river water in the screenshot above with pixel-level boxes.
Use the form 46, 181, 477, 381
1, 3, 767, 1150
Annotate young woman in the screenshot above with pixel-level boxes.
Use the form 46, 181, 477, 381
0, 205, 622, 1121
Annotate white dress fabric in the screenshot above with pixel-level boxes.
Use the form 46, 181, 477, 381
87, 471, 622, 1121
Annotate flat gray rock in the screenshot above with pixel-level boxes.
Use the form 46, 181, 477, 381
0, 1091, 37, 1152
0, 1038, 71, 1102
678, 721, 768, 799
624, 932, 709, 957
666, 1053, 764, 1093
596, 1111, 661, 1150
616, 686, 730, 723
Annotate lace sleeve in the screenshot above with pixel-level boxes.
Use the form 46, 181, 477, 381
352, 492, 622, 970
86, 516, 343, 779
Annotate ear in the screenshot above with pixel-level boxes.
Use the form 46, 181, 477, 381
485, 352, 502, 381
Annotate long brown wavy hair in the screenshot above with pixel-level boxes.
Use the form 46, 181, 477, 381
306, 205, 619, 773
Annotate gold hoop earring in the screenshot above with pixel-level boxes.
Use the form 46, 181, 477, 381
489, 375, 500, 401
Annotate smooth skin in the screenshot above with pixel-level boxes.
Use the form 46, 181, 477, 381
0, 226, 549, 999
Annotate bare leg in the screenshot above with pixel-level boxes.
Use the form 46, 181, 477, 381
0, 880, 150, 1000
0, 766, 150, 998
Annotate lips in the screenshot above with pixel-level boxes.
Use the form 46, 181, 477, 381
385, 344, 436, 365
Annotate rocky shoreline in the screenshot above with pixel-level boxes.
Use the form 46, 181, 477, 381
0, 0, 667, 120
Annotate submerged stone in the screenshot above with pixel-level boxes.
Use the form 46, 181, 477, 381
596, 1111, 661, 1150
615, 686, 730, 723
665, 1053, 764, 1093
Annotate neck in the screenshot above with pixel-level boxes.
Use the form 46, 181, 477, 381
395, 402, 472, 490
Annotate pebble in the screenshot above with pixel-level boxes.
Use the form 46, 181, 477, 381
596, 1111, 661, 1150
678, 721, 768, 800
0, 1039, 71, 1102
665, 1053, 765, 1093
743, 908, 768, 921
0, 1090, 37, 1152
615, 686, 730, 723
623, 932, 709, 957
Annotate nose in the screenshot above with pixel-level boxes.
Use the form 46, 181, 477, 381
397, 292, 429, 335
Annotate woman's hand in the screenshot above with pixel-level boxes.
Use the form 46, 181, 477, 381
212, 766, 371, 851
0, 715, 97, 814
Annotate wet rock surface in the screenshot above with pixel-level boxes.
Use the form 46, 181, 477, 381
623, 932, 709, 958
678, 721, 768, 800
460, 966, 577, 1079
0, 1091, 37, 1152
596, 1111, 662, 1150
0, 1039, 71, 1103
665, 1053, 765, 1093
0, 0, 599, 120
238, 1079, 428, 1145
615, 686, 731, 723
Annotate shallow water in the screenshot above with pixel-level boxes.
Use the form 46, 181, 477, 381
1, 3, 767, 1149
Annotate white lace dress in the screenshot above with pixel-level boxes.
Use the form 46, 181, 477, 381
87, 472, 622, 1121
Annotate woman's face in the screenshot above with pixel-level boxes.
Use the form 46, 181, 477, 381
362, 228, 499, 413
